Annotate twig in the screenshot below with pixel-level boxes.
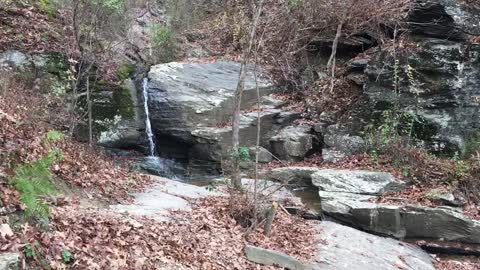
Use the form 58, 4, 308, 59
278, 204, 290, 215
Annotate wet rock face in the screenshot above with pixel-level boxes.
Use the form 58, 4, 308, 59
146, 61, 297, 174
76, 79, 146, 152
407, 0, 480, 40
147, 61, 274, 142
364, 39, 480, 155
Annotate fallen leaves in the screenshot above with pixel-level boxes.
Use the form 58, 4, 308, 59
0, 3, 69, 53
434, 255, 480, 270
0, 71, 150, 205
7, 196, 316, 270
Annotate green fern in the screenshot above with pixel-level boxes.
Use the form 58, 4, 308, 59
10, 152, 58, 218
10, 131, 64, 219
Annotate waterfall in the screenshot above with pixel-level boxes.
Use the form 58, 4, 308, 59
143, 78, 156, 156
141, 78, 178, 179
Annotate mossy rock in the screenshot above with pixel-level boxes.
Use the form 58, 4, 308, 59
75, 81, 137, 142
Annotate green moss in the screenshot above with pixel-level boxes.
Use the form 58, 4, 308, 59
75, 82, 135, 141
116, 62, 135, 81
42, 53, 68, 76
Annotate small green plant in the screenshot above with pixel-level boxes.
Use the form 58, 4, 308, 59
101, 0, 124, 11
149, 24, 178, 63
231, 146, 251, 161
62, 249, 73, 263
288, 0, 303, 9
24, 244, 36, 259
49, 80, 69, 97
44, 130, 65, 144
9, 131, 64, 219
116, 62, 135, 81
10, 151, 60, 218
39, 0, 56, 17
151, 25, 174, 46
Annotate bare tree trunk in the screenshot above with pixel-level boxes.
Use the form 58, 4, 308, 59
87, 77, 93, 146
327, 22, 343, 93
231, 0, 265, 189
264, 202, 278, 237
252, 42, 262, 229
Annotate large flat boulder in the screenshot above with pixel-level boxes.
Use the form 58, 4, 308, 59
147, 61, 275, 144
112, 176, 221, 220
312, 169, 405, 195
146, 61, 301, 174
322, 197, 480, 246
314, 221, 435, 270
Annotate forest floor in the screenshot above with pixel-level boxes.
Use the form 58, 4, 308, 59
0, 68, 316, 269
2, 2, 480, 270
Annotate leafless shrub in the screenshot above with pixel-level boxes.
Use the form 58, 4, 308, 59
203, 0, 412, 85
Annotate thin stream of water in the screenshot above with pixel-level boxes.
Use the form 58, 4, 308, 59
143, 78, 156, 156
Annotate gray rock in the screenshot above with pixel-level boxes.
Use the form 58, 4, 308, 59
425, 188, 466, 207
188, 107, 297, 174
249, 146, 273, 163
0, 51, 30, 68
266, 167, 321, 186
313, 122, 329, 134
261, 95, 287, 108
364, 38, 480, 155
146, 61, 295, 174
346, 72, 367, 86
244, 245, 313, 270
275, 112, 302, 125
314, 221, 435, 270
347, 57, 370, 71
323, 135, 365, 155
96, 79, 146, 152
148, 61, 274, 143
0, 51, 65, 70
321, 195, 480, 246
312, 169, 405, 195
318, 112, 337, 124
321, 149, 346, 163
0, 253, 19, 270
309, 168, 480, 249
112, 176, 222, 220
270, 125, 315, 161
407, 0, 480, 40
323, 124, 365, 155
